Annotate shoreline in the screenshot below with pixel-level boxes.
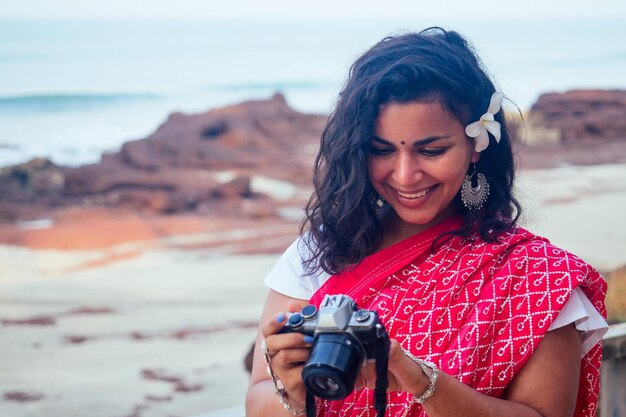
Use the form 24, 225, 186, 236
1, 162, 624, 270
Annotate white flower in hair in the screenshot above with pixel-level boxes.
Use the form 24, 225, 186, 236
465, 92, 505, 152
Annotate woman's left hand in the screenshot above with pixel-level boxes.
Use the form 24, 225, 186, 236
355, 339, 429, 396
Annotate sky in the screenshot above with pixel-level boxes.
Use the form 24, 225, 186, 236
1, 0, 626, 19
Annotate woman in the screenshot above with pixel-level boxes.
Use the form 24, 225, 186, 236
246, 27, 607, 417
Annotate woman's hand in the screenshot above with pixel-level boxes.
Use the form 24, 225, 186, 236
354, 339, 429, 396
247, 291, 312, 417
260, 300, 314, 407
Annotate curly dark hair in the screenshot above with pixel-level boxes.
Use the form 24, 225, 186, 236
301, 27, 521, 275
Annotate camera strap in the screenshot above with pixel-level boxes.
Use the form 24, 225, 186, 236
374, 326, 390, 417
305, 390, 315, 417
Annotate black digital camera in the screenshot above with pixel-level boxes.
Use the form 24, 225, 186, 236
281, 294, 390, 402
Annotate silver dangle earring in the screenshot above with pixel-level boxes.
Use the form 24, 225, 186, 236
461, 164, 490, 210
371, 192, 385, 208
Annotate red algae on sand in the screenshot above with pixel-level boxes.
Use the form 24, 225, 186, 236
63, 335, 93, 344
141, 368, 182, 384
140, 368, 204, 393
2, 305, 115, 327
173, 382, 203, 393
144, 395, 173, 403
3, 391, 45, 402
168, 322, 257, 340
66, 306, 115, 315
2, 316, 56, 326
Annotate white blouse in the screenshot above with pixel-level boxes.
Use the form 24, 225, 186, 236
265, 236, 609, 357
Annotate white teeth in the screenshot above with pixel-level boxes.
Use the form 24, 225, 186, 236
397, 188, 430, 199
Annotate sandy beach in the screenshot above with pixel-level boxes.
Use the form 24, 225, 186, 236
1, 247, 277, 417
1, 163, 625, 417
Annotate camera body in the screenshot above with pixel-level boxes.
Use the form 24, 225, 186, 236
281, 294, 389, 400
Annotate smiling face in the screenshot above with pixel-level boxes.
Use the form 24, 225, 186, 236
368, 100, 479, 237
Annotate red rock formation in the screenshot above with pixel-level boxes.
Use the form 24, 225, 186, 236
4, 90, 624, 222
527, 90, 626, 142
0, 94, 325, 220
111, 93, 323, 175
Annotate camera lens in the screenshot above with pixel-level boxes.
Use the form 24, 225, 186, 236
310, 375, 341, 393
302, 333, 364, 400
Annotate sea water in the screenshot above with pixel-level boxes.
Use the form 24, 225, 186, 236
1, 18, 625, 168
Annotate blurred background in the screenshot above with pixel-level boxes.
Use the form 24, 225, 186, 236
1, 1, 625, 416
2, 1, 626, 167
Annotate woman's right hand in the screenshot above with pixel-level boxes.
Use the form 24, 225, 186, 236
247, 291, 312, 416
260, 303, 314, 407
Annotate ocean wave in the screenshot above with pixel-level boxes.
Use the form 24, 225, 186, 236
0, 93, 163, 111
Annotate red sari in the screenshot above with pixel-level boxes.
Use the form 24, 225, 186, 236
310, 216, 606, 417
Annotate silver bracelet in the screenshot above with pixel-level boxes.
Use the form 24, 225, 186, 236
261, 339, 305, 416
402, 348, 439, 405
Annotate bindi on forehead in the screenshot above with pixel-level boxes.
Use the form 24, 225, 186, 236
400, 140, 406, 145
